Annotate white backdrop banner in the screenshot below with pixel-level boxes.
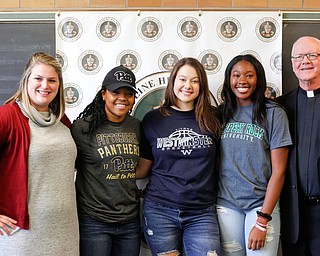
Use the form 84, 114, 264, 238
56, 11, 282, 255
56, 11, 282, 122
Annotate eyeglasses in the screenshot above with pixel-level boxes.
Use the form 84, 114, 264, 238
291, 52, 320, 62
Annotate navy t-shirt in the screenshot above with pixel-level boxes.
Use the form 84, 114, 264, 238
140, 107, 218, 210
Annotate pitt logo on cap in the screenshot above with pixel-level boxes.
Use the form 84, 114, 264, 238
114, 71, 133, 83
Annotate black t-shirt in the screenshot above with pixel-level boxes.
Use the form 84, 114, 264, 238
72, 115, 141, 222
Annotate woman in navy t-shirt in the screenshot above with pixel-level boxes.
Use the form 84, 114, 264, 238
136, 57, 221, 256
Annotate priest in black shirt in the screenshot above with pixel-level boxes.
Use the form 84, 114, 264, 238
277, 36, 320, 256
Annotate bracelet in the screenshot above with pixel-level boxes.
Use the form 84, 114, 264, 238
256, 220, 268, 228
256, 211, 272, 221
254, 223, 267, 232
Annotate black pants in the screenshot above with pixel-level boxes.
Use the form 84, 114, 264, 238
281, 202, 320, 256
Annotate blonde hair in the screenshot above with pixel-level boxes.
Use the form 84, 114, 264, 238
6, 52, 65, 122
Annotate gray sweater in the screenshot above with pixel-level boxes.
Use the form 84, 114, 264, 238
0, 120, 79, 256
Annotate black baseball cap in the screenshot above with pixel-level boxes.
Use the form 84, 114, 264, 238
102, 65, 136, 92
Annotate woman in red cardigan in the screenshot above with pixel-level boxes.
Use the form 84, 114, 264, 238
0, 52, 79, 255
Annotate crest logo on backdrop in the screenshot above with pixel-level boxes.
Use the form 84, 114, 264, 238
177, 17, 202, 42
57, 11, 282, 126
158, 50, 182, 71
256, 17, 280, 42
58, 17, 82, 42
138, 17, 162, 42
217, 17, 241, 42
117, 50, 141, 72
78, 50, 103, 75
64, 83, 82, 108
96, 17, 121, 42
199, 50, 222, 75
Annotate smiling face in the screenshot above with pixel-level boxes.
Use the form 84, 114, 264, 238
27, 64, 60, 112
102, 87, 135, 122
173, 64, 200, 110
230, 60, 257, 106
291, 36, 320, 90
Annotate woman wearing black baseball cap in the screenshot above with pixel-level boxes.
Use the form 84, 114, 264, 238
71, 65, 141, 256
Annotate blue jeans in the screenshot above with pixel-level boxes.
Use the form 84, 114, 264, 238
216, 204, 280, 256
143, 199, 220, 256
78, 213, 141, 256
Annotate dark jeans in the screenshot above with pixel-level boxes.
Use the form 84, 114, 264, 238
78, 213, 141, 256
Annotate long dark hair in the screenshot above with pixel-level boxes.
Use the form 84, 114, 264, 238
76, 89, 105, 134
220, 54, 267, 128
160, 57, 221, 138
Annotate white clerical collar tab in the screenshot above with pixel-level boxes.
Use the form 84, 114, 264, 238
307, 90, 314, 98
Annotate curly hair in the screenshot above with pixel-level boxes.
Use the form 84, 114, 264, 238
76, 89, 106, 134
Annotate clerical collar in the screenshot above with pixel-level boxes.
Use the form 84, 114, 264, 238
299, 87, 320, 98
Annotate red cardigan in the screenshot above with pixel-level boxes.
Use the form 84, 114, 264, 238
0, 101, 71, 230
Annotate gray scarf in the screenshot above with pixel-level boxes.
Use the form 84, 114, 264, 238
17, 100, 57, 127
